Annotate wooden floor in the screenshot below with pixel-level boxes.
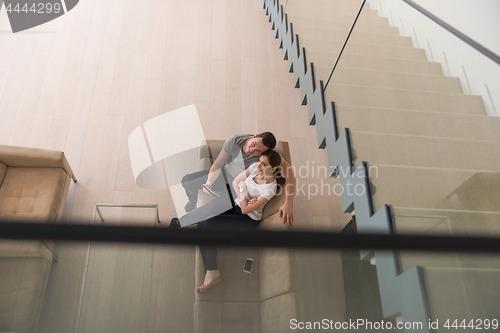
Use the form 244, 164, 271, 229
0, 0, 350, 331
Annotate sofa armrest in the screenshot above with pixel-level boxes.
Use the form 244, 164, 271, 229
199, 140, 224, 162
0, 145, 75, 181
0, 240, 54, 263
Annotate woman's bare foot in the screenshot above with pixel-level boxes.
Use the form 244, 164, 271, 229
196, 270, 221, 293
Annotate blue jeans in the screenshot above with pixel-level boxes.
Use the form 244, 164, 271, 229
196, 205, 259, 271
180, 167, 237, 226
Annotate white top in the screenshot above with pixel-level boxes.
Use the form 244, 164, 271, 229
236, 163, 278, 221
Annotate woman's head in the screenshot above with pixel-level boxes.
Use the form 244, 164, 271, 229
257, 149, 281, 177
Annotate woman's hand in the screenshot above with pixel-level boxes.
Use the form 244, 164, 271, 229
247, 197, 258, 205
240, 195, 269, 215
279, 201, 294, 225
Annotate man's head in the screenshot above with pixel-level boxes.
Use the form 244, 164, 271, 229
246, 132, 277, 156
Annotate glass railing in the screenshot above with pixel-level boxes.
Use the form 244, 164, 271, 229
370, 0, 500, 117
75, 205, 157, 333
1, 224, 499, 333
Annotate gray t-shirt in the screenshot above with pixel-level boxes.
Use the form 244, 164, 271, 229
223, 134, 260, 178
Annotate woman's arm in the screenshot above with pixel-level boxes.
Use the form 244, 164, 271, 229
238, 192, 270, 215
232, 166, 270, 215
231, 168, 250, 194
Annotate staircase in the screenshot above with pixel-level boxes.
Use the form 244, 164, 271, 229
265, 0, 500, 331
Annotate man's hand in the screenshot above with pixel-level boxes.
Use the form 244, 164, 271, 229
202, 182, 212, 194
278, 201, 294, 225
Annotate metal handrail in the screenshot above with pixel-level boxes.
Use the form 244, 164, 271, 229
403, 0, 500, 66
1, 221, 500, 253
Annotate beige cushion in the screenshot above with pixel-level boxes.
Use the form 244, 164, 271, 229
259, 212, 291, 231
194, 301, 261, 333
0, 162, 6, 188
260, 292, 303, 333
259, 248, 298, 301
0, 257, 51, 333
0, 167, 69, 222
199, 157, 212, 171
195, 248, 261, 303
0, 240, 53, 263
199, 141, 224, 163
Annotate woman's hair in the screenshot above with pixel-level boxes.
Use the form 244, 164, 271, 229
262, 149, 285, 186
262, 149, 281, 169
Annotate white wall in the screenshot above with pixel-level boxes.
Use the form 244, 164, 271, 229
414, 0, 500, 55
368, 0, 500, 116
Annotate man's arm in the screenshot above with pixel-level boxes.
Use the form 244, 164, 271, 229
204, 149, 230, 192
278, 158, 296, 225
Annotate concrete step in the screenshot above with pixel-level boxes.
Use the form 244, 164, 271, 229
424, 268, 500, 321
393, 207, 500, 238
300, 37, 427, 61
335, 105, 500, 142
296, 27, 413, 48
290, 20, 401, 37
286, 5, 381, 19
315, 66, 462, 93
403, 253, 500, 273
285, 0, 377, 10
369, 165, 500, 213
350, 131, 500, 172
310, 52, 443, 75
393, 208, 500, 270
287, 12, 391, 29
324, 84, 486, 115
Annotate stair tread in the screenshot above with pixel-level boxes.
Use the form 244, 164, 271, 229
287, 13, 390, 27
315, 65, 451, 79
295, 28, 413, 47
299, 39, 427, 61
335, 105, 500, 141
393, 206, 500, 237
310, 52, 443, 75
300, 36, 419, 50
366, 165, 500, 213
290, 22, 400, 36
324, 84, 486, 115
314, 66, 462, 93
350, 131, 500, 172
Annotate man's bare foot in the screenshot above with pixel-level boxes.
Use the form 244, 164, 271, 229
196, 270, 221, 293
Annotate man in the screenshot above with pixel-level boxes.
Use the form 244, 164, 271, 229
171, 132, 295, 227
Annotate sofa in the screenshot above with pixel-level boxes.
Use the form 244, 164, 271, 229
194, 140, 303, 333
0, 145, 76, 333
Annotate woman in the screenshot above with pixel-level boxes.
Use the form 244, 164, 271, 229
195, 149, 282, 293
